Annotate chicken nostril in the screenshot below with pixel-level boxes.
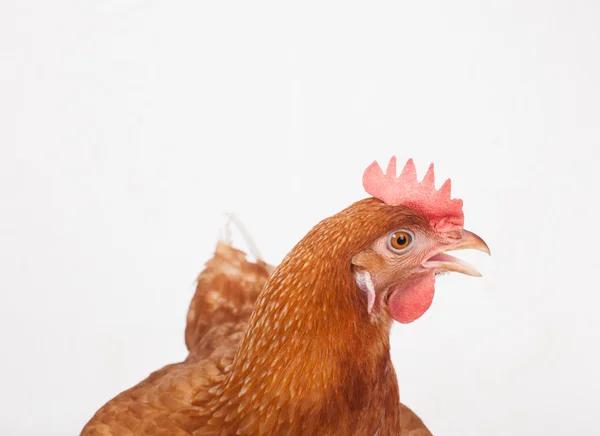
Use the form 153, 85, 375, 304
444, 231, 462, 240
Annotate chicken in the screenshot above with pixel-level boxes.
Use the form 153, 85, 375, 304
83, 230, 430, 435
82, 157, 489, 435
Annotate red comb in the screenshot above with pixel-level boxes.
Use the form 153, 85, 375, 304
362, 157, 464, 231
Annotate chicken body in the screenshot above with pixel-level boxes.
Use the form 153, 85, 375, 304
82, 219, 431, 435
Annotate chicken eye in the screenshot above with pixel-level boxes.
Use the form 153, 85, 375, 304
389, 231, 413, 251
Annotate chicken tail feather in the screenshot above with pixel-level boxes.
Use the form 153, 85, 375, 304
184, 217, 273, 359
223, 212, 263, 262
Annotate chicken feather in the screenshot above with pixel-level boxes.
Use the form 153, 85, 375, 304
82, 229, 431, 435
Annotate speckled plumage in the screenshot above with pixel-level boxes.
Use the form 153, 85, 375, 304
82, 199, 432, 435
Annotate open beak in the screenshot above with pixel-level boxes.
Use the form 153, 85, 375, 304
422, 230, 490, 277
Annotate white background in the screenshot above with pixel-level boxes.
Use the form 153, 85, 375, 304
1, 1, 599, 435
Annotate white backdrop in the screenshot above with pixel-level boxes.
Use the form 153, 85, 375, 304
1, 1, 599, 435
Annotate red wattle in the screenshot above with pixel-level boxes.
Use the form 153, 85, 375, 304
387, 273, 435, 324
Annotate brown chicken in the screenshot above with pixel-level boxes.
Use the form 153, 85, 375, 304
82, 157, 489, 435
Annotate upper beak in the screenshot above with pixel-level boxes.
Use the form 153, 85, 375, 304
422, 229, 490, 277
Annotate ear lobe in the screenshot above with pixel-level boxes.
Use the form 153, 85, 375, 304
354, 270, 376, 314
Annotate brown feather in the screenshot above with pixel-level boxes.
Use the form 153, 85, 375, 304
82, 201, 432, 435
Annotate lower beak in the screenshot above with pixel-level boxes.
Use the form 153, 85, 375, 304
422, 230, 490, 277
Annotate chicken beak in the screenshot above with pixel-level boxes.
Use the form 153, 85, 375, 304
450, 230, 490, 255
422, 230, 490, 277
